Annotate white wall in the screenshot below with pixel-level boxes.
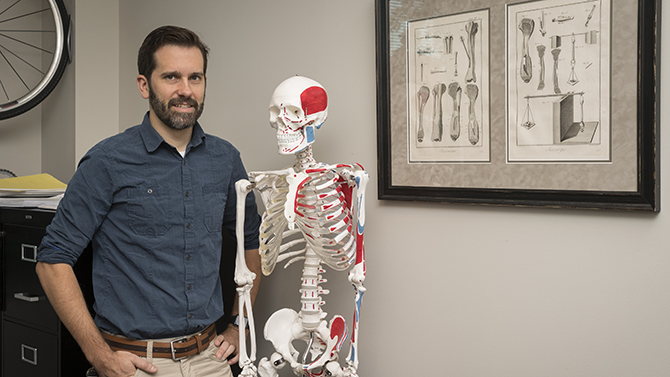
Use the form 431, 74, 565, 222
2, 0, 668, 376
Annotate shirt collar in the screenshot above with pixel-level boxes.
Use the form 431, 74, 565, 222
138, 112, 206, 153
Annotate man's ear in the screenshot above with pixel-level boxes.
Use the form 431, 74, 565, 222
137, 75, 150, 99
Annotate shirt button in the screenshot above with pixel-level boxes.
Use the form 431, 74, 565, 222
187, 223, 192, 229
187, 285, 192, 290
185, 191, 190, 197
187, 255, 192, 261
189, 314, 193, 319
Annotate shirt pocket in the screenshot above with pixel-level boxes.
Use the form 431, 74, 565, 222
203, 184, 226, 233
126, 185, 173, 237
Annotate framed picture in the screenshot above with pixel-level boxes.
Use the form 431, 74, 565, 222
375, 0, 660, 211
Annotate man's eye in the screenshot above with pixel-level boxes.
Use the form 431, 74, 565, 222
165, 75, 175, 80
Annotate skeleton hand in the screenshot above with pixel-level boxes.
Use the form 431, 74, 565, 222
348, 264, 366, 292
239, 362, 258, 377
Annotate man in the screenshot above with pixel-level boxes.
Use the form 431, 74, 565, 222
36, 26, 262, 377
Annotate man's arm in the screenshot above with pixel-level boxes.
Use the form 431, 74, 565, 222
214, 247, 261, 364
35, 262, 158, 377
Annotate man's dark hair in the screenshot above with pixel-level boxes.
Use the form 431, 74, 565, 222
137, 25, 210, 80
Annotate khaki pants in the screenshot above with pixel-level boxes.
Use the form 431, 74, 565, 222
131, 339, 233, 377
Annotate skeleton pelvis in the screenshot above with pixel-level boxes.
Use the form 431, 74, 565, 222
264, 308, 348, 374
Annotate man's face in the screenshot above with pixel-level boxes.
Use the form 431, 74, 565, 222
146, 45, 206, 130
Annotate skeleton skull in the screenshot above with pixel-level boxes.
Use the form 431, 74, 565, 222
269, 76, 328, 155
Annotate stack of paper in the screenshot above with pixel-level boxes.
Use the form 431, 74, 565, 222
0, 173, 67, 209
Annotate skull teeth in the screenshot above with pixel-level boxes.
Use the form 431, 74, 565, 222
277, 133, 302, 144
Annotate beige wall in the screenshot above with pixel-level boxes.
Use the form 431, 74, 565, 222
3, 1, 670, 376
1, 0, 120, 182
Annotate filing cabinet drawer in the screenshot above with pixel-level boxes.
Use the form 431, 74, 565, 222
3, 224, 59, 331
2, 319, 58, 377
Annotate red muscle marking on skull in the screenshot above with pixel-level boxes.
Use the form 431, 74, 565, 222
301, 86, 327, 115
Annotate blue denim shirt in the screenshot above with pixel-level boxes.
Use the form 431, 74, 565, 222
38, 113, 261, 339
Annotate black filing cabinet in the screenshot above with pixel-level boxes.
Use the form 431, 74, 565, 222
1, 207, 92, 377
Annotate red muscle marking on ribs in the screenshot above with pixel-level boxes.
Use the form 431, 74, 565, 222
294, 176, 311, 216
338, 176, 354, 211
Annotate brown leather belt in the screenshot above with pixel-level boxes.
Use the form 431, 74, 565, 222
102, 323, 217, 360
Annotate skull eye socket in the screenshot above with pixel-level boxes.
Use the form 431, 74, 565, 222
282, 105, 303, 123
269, 106, 280, 128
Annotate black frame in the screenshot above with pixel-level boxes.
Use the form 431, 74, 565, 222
375, 0, 661, 211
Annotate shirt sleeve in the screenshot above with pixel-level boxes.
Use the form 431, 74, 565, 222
223, 150, 261, 250
38, 147, 115, 266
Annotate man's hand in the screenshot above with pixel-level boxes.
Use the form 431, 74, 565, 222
214, 324, 242, 365
93, 350, 157, 377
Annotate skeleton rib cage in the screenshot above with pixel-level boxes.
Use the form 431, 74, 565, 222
254, 163, 361, 277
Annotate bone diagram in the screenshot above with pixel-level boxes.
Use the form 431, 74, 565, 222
461, 20, 478, 83
466, 84, 479, 145
551, 48, 562, 94
448, 82, 462, 141
512, 2, 603, 146
518, 18, 534, 83
537, 45, 546, 90
431, 83, 447, 142
416, 86, 430, 143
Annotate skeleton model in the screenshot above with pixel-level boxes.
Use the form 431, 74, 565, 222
233, 76, 368, 377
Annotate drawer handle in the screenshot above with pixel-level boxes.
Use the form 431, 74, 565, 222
13, 293, 42, 302
21, 344, 38, 365
21, 244, 38, 263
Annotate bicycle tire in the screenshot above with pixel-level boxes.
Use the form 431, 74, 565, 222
0, 0, 70, 120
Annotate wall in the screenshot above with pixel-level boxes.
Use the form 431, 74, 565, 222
2, 0, 668, 376
116, 1, 670, 376
1, 0, 120, 183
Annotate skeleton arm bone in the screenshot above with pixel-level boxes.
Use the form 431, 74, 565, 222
329, 165, 368, 289
234, 179, 260, 376
346, 169, 368, 375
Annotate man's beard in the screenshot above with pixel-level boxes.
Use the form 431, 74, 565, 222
149, 85, 205, 130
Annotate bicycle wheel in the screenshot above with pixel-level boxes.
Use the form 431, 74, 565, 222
0, 0, 69, 120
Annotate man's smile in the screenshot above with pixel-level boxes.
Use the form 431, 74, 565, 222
169, 98, 198, 112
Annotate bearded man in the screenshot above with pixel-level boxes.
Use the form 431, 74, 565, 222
36, 25, 262, 377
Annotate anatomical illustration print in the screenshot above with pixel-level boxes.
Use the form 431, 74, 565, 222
507, 0, 611, 162
407, 9, 490, 163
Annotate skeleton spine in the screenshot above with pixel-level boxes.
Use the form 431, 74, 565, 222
300, 247, 324, 330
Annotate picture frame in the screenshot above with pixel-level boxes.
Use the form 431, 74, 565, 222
375, 0, 660, 211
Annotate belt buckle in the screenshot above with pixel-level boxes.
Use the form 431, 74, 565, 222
170, 336, 190, 361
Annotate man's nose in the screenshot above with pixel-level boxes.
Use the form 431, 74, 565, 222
176, 78, 193, 97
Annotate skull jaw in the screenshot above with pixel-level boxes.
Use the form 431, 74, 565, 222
276, 127, 314, 155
